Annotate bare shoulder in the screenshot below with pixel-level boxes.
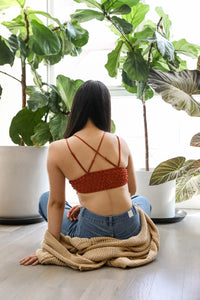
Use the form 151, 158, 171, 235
47, 139, 67, 161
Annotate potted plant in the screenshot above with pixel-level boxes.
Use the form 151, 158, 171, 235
0, 0, 88, 224
147, 67, 200, 205
70, 0, 200, 219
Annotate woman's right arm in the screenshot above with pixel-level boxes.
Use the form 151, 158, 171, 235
127, 151, 137, 196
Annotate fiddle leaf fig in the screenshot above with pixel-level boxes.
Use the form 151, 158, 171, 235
31, 122, 52, 146
123, 2, 149, 31
56, 75, 83, 110
155, 7, 171, 40
123, 50, 149, 82
27, 92, 49, 112
105, 40, 123, 77
0, 0, 21, 10
49, 113, 68, 141
148, 69, 200, 116
0, 36, 14, 65
173, 39, 200, 59
155, 31, 175, 63
72, 0, 102, 9
9, 107, 46, 146
66, 22, 89, 47
31, 20, 61, 56
8, 34, 19, 55
111, 16, 133, 34
110, 5, 131, 15
70, 9, 104, 23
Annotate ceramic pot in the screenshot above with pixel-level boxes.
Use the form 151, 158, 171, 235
0, 146, 49, 224
135, 169, 176, 218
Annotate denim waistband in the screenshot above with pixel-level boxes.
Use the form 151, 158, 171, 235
80, 204, 137, 223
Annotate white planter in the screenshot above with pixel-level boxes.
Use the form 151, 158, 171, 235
0, 146, 49, 222
135, 169, 176, 218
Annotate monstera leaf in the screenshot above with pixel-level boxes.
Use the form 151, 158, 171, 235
148, 69, 200, 117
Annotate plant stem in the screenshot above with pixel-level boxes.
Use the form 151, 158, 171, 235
142, 88, 149, 171
21, 59, 26, 109
0, 71, 21, 83
105, 15, 134, 52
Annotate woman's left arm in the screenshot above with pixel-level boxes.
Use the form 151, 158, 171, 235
46, 142, 66, 240
20, 142, 65, 266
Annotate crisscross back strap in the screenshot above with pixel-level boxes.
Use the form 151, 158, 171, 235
66, 139, 87, 173
66, 132, 121, 172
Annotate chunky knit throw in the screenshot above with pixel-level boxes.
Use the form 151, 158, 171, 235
36, 206, 160, 271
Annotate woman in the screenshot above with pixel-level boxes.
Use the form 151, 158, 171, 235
20, 80, 151, 266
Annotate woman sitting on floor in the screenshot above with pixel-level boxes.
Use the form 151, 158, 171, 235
20, 80, 151, 266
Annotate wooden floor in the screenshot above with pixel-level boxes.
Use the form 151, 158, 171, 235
0, 210, 200, 300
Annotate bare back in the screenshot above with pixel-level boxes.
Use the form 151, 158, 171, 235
47, 123, 137, 216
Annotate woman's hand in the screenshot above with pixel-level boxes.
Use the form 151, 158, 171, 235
67, 205, 82, 221
20, 253, 39, 266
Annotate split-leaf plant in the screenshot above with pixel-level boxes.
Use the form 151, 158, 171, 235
0, 0, 88, 146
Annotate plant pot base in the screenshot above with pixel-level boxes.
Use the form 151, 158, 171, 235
151, 208, 187, 224
0, 215, 44, 225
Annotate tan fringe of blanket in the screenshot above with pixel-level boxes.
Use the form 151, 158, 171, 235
36, 206, 160, 271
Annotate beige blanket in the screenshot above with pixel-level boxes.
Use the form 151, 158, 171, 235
36, 206, 160, 271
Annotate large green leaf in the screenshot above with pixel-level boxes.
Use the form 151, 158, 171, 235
70, 9, 104, 23
0, 0, 20, 10
8, 34, 19, 55
155, 31, 175, 63
173, 39, 200, 59
56, 75, 84, 110
102, 0, 139, 11
123, 2, 149, 31
105, 40, 123, 77
123, 50, 149, 82
111, 16, 133, 34
148, 69, 200, 116
0, 36, 14, 65
110, 5, 131, 15
176, 160, 200, 202
9, 107, 46, 146
27, 92, 49, 112
26, 9, 63, 28
31, 20, 61, 56
149, 157, 188, 185
73, 0, 102, 9
49, 91, 62, 114
31, 66, 43, 88
66, 22, 89, 47
49, 113, 68, 141
122, 70, 137, 94
31, 122, 52, 146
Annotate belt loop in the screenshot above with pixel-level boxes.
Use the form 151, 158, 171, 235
108, 216, 112, 226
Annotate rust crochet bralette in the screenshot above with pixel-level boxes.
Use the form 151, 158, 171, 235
65, 132, 128, 194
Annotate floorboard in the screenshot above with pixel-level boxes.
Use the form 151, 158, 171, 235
0, 210, 200, 300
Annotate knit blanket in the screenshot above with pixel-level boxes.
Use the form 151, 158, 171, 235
36, 206, 160, 271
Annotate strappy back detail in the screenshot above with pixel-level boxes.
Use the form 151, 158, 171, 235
66, 132, 121, 173
65, 132, 128, 194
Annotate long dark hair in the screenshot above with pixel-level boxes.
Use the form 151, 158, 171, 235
65, 80, 111, 138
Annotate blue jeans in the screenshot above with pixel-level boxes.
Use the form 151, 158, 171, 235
38, 192, 151, 239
